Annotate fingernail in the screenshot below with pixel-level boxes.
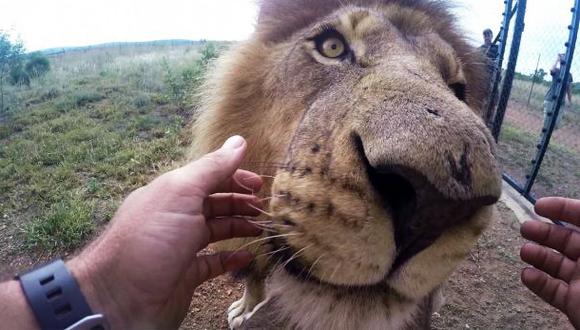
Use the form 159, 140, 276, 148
222, 136, 245, 150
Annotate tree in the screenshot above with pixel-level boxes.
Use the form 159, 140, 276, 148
0, 31, 25, 112
533, 68, 547, 82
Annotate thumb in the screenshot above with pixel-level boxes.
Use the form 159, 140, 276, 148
169, 136, 247, 197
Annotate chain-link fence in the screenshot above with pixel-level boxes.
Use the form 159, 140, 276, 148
493, 0, 580, 202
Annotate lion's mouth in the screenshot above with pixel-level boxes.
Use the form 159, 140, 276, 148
269, 166, 496, 288
367, 163, 498, 271
367, 165, 445, 271
268, 136, 499, 287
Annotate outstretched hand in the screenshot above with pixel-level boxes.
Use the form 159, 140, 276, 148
520, 197, 580, 329
69, 136, 264, 329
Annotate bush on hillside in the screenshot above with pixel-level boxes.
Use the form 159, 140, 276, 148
25, 52, 51, 78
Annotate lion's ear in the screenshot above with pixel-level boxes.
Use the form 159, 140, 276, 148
256, 0, 347, 42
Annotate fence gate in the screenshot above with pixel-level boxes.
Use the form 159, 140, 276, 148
491, 0, 580, 213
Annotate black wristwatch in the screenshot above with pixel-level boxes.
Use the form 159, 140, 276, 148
16, 259, 109, 330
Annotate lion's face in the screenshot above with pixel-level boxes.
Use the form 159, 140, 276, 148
193, 0, 502, 293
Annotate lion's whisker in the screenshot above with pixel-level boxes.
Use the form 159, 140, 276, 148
245, 202, 274, 217
282, 244, 313, 269
329, 262, 342, 283
306, 254, 325, 280
248, 224, 279, 233
259, 194, 287, 202
258, 245, 291, 260
233, 233, 301, 253
234, 176, 258, 195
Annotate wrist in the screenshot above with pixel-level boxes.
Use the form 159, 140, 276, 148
67, 257, 129, 329
1, 280, 38, 330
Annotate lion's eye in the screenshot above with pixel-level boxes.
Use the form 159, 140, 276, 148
320, 37, 346, 58
314, 30, 349, 59
449, 83, 466, 102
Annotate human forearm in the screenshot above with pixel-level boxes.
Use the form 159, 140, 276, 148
0, 280, 38, 330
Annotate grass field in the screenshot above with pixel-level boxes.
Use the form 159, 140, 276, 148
496, 76, 580, 200
498, 123, 580, 199
0, 42, 215, 257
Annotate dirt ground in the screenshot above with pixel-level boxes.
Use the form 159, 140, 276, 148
177, 202, 572, 330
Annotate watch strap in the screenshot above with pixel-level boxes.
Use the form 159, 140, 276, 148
17, 259, 95, 330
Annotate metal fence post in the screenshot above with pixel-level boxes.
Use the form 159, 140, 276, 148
492, 0, 528, 141
486, 0, 515, 127
523, 1, 580, 196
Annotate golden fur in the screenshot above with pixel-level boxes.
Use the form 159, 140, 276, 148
190, 0, 502, 328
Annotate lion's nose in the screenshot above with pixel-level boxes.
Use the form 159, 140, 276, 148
366, 162, 496, 266
357, 135, 498, 265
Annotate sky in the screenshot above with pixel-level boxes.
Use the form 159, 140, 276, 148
0, 0, 578, 76
0, 0, 258, 49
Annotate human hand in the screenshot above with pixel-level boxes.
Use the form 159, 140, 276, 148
520, 197, 580, 329
69, 136, 263, 329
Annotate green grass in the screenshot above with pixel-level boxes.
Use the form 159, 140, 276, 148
0, 42, 222, 254
510, 78, 580, 110
23, 196, 95, 250
498, 123, 580, 199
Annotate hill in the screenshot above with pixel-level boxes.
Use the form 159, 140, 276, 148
40, 39, 208, 56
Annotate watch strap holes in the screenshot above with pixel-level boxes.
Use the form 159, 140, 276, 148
39, 274, 55, 286
46, 287, 63, 301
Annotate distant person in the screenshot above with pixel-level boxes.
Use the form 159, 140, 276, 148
480, 29, 500, 124
543, 53, 573, 129
480, 28, 499, 63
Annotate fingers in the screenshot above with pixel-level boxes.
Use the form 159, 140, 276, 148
203, 193, 263, 219
205, 217, 262, 246
521, 221, 580, 261
216, 170, 263, 195
193, 251, 254, 286
535, 197, 580, 225
520, 243, 577, 283
521, 267, 568, 313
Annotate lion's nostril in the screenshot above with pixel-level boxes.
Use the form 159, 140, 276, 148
367, 168, 417, 225
364, 162, 495, 267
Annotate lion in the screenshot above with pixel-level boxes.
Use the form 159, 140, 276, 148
189, 0, 503, 328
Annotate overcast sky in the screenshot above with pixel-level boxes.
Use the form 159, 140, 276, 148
0, 0, 577, 76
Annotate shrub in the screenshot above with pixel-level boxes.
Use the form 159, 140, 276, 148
133, 93, 151, 109
9, 63, 30, 87
200, 42, 219, 65
25, 52, 50, 78
73, 91, 105, 107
